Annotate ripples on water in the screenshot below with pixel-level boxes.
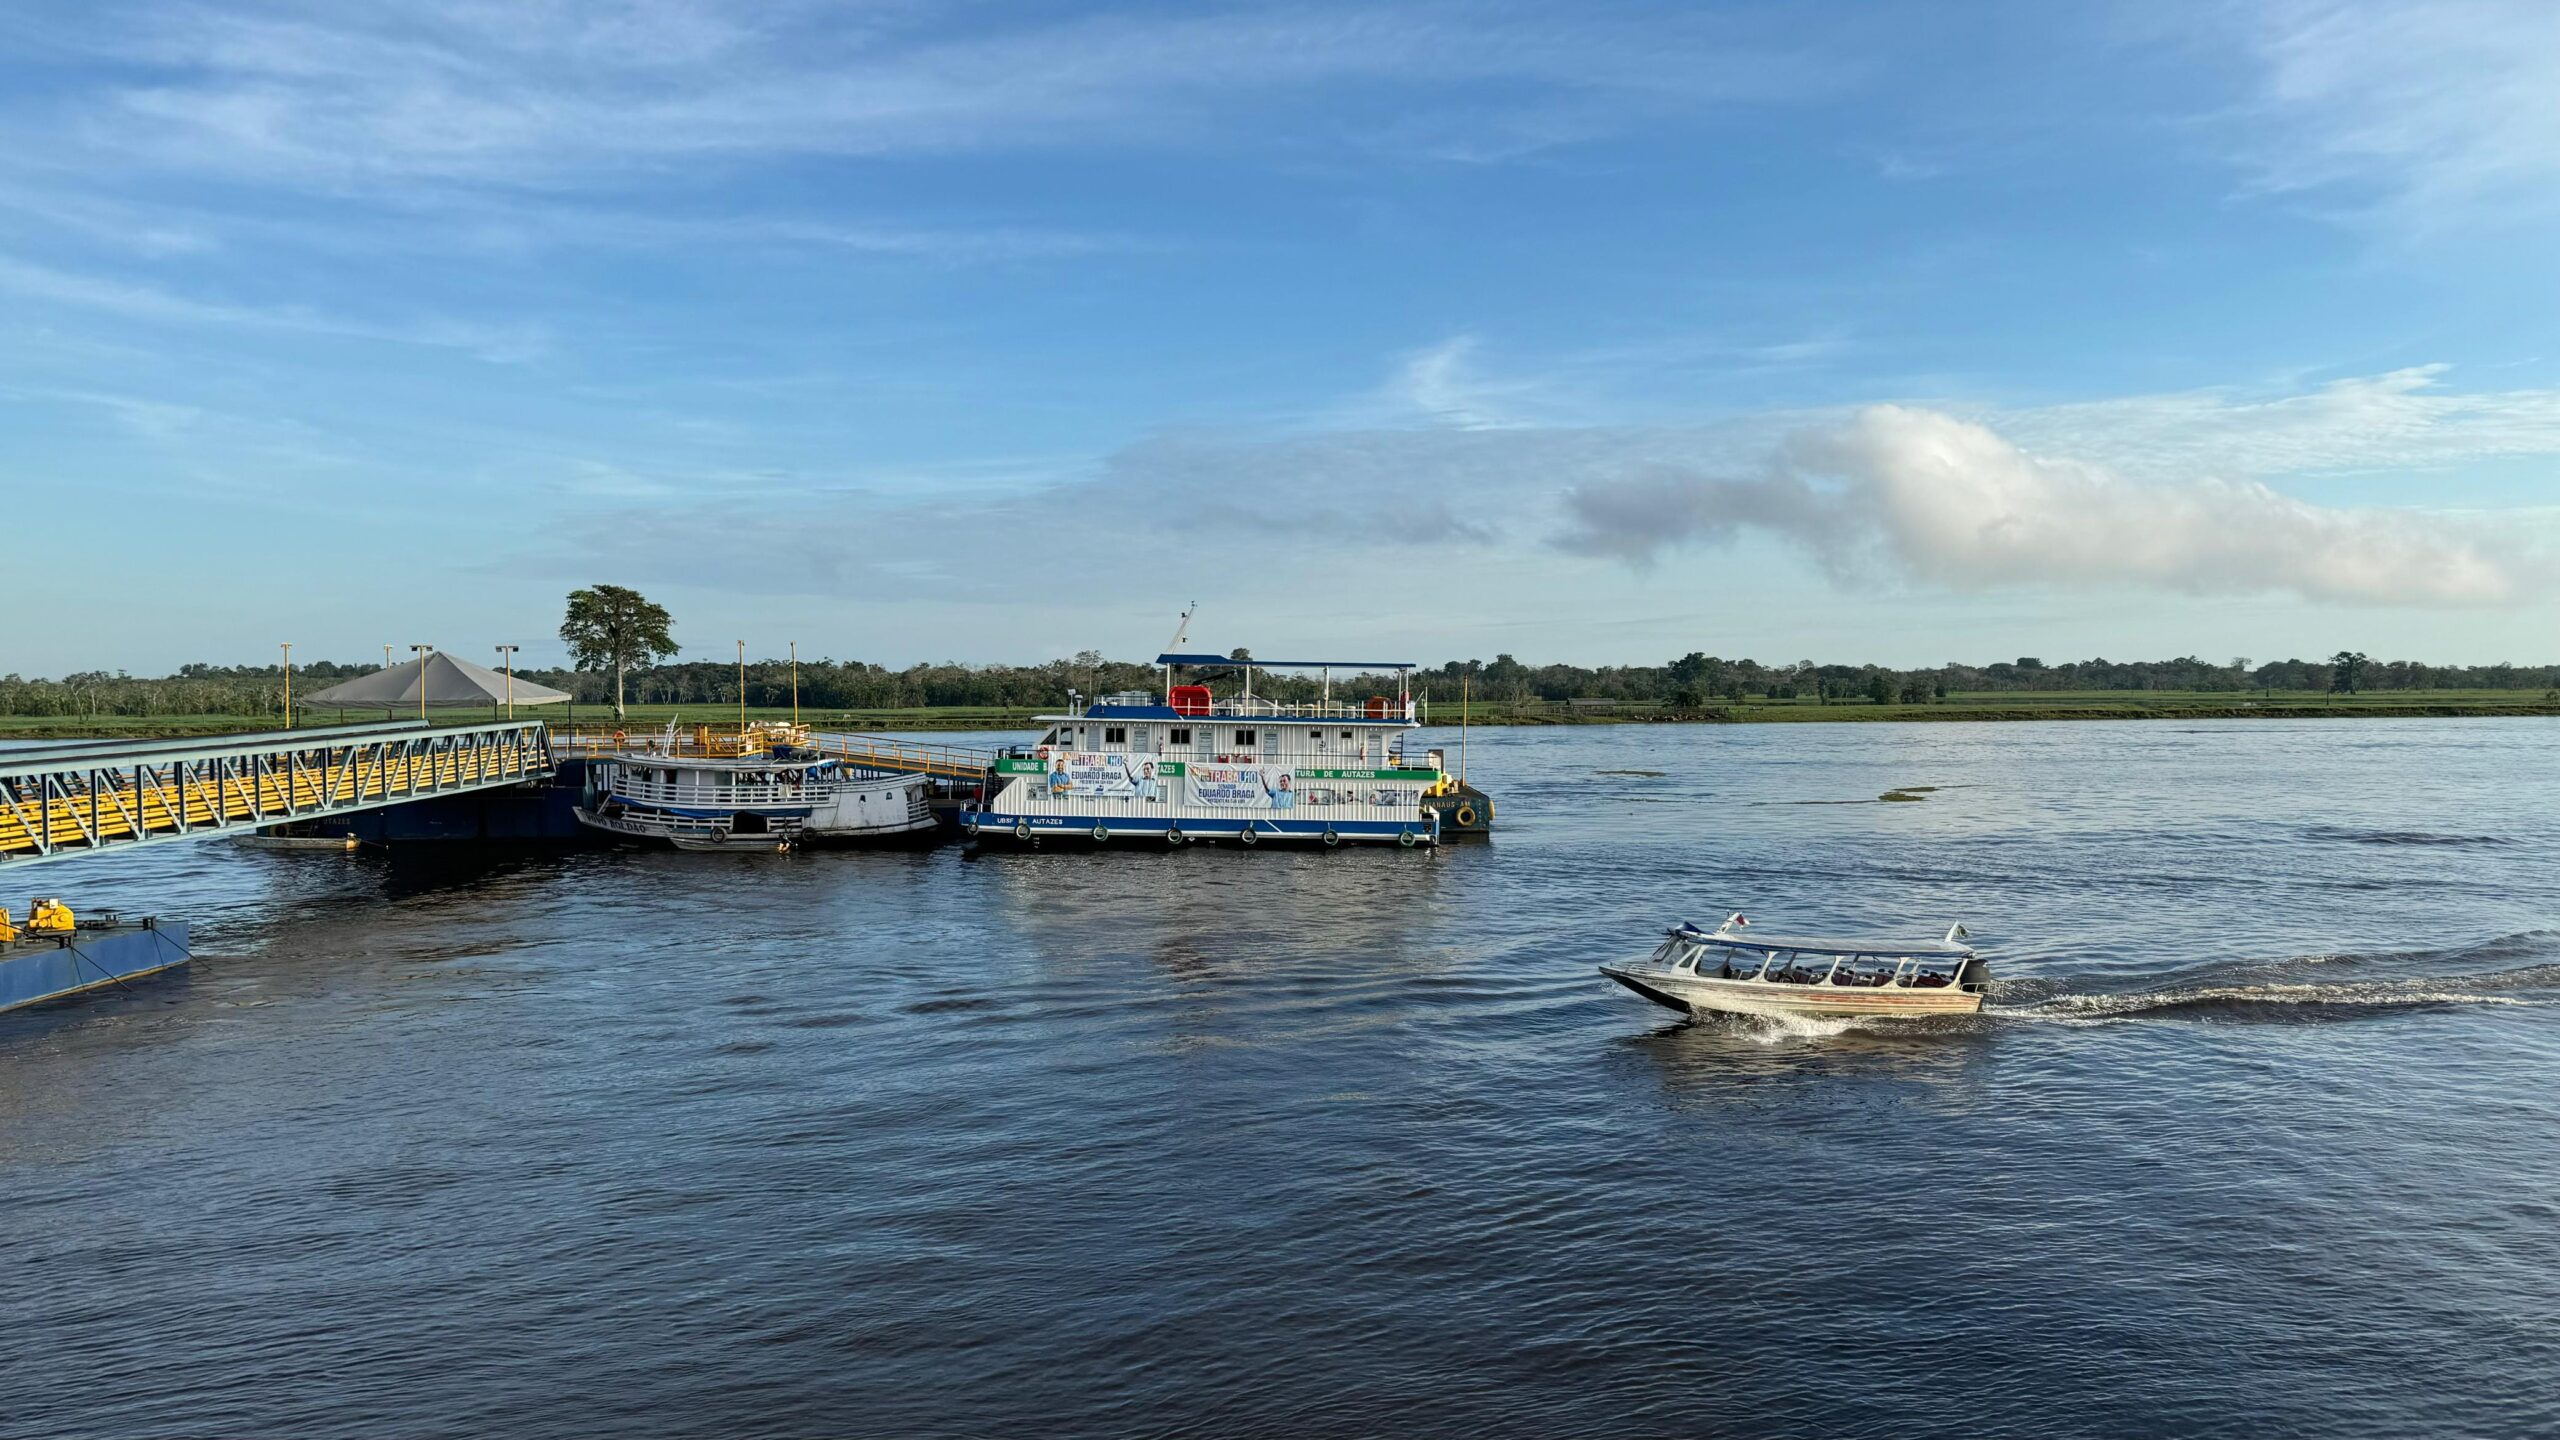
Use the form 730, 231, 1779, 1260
5, 720, 2559, 1438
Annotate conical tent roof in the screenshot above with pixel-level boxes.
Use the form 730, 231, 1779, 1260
303, 652, 572, 709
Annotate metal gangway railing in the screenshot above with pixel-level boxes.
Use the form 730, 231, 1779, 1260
805, 732, 1001, 780
0, 719, 553, 865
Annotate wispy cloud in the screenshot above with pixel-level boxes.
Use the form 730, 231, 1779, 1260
2000, 365, 2560, 478
0, 252, 548, 360
21, 1, 1839, 189
2235, 0, 2560, 232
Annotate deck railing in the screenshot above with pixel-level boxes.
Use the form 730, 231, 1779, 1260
1077, 697, 1416, 723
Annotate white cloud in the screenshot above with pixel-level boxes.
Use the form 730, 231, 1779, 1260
1558, 404, 2524, 606
21, 1, 1838, 189
2002, 366, 2560, 479
0, 252, 548, 361
1381, 336, 1533, 431
2238, 0, 2560, 230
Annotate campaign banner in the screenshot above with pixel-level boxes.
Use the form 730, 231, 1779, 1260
1184, 765, 1422, 810
1188, 765, 1296, 808
1295, 767, 1438, 782
1035, 752, 1175, 799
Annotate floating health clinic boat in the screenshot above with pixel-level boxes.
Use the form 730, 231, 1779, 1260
962, 649, 1471, 848
1600, 914, 1991, 1019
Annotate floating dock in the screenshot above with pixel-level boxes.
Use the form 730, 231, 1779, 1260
1, 917, 191, 1014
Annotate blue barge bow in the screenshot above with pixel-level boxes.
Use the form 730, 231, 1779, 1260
1, 919, 192, 1014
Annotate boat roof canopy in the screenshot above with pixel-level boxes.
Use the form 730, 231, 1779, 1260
1671, 921, 1973, 958
1156, 653, 1412, 671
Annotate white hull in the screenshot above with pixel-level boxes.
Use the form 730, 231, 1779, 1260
573, 805, 795, 852
1600, 965, 1984, 1019
803, 775, 937, 840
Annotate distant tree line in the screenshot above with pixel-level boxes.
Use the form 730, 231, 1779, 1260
8, 649, 2559, 720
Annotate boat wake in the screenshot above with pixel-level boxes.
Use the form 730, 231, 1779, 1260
1987, 930, 2560, 1026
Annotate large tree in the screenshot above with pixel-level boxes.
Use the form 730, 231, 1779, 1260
2329, 650, 2372, 695
559, 584, 677, 720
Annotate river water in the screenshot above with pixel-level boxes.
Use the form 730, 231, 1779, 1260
5, 719, 2558, 1438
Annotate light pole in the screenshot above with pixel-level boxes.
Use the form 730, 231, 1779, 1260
280, 642, 293, 729
495, 644, 519, 720
736, 640, 747, 735
410, 645, 433, 722
790, 641, 799, 728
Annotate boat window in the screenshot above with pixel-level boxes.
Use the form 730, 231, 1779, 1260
1769, 950, 1818, 984
1650, 937, 1680, 963
1233, 729, 1256, 747
1103, 727, 1126, 745
1342, 729, 1354, 740
1169, 727, 1192, 745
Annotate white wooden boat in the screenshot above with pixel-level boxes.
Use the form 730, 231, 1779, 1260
1600, 914, 1990, 1019
573, 742, 935, 853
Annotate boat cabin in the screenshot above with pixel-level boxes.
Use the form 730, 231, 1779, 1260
1021, 652, 1432, 771
1649, 922, 1987, 993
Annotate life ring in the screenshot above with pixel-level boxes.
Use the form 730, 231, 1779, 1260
1453, 803, 1479, 828
965, 819, 981, 838
1238, 826, 1259, 846
1091, 823, 1109, 842
1398, 829, 1417, 848
1013, 820, 1032, 840
1166, 826, 1186, 845
612, 730, 627, 747
1321, 829, 1340, 848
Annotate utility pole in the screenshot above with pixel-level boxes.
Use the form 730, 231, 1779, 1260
280, 642, 293, 729
736, 640, 746, 734
790, 641, 799, 728
495, 644, 519, 719
410, 645, 433, 722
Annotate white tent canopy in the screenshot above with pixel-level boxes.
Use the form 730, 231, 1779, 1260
303, 652, 572, 710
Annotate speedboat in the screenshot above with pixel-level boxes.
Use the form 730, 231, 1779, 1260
1600, 914, 1990, 1019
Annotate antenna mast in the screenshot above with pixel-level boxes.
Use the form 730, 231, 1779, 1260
1162, 601, 1196, 701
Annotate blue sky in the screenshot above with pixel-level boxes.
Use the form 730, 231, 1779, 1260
7, 0, 2559, 675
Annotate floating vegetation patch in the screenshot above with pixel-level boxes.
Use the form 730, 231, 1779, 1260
1879, 790, 1928, 803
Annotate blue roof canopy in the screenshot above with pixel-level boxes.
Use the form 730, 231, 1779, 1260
1156, 654, 1412, 670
